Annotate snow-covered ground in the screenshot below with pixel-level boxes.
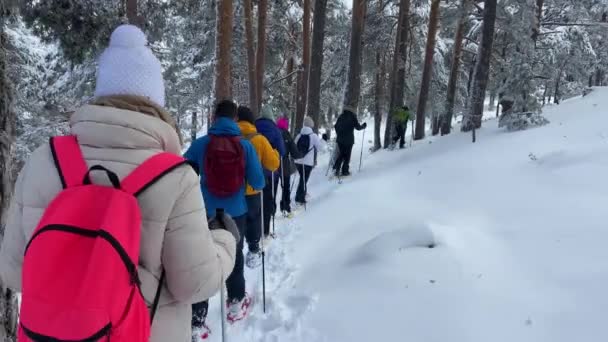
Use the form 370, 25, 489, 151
206, 88, 608, 342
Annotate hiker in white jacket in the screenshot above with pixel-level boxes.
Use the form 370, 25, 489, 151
294, 117, 326, 204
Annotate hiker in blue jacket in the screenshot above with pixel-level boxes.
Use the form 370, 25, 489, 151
255, 106, 286, 238
184, 100, 265, 338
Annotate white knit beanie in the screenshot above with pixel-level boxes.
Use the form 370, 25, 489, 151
303, 116, 314, 128
94, 25, 165, 107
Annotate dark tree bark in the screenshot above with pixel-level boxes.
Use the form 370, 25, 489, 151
595, 68, 603, 86
441, 0, 470, 135
255, 0, 268, 114
0, 19, 18, 342
373, 51, 385, 151
343, 0, 368, 111
295, 0, 311, 132
414, 0, 441, 140
383, 0, 410, 148
462, 0, 497, 132
373, 0, 385, 151
243, 0, 257, 115
191, 111, 198, 142
532, 0, 544, 42
126, 0, 144, 28
554, 71, 561, 104
215, 0, 233, 101
307, 0, 329, 132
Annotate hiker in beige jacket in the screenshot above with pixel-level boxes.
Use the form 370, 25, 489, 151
0, 25, 236, 342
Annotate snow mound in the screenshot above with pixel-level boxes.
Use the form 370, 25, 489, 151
348, 225, 436, 267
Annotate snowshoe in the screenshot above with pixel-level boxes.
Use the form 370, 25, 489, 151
191, 322, 211, 341
227, 294, 253, 324
282, 211, 294, 219
245, 250, 263, 269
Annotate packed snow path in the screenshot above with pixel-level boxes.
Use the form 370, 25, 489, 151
206, 88, 608, 342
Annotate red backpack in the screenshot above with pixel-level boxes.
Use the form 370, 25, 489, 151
204, 135, 245, 197
19, 136, 187, 342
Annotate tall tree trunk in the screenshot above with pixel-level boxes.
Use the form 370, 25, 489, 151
295, 0, 312, 132
307, 0, 329, 132
532, 0, 544, 42
255, 0, 268, 114
191, 111, 198, 142
243, 0, 257, 115
595, 68, 603, 87
462, 0, 497, 132
0, 20, 18, 342
414, 0, 441, 140
126, 0, 144, 28
554, 70, 561, 104
343, 0, 368, 111
441, 0, 469, 135
373, 50, 384, 151
383, 0, 410, 148
215, 0, 233, 101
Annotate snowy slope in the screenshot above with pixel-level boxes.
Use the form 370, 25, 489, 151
206, 88, 608, 342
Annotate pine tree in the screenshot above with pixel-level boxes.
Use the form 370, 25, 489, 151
307, 0, 329, 131
0, 4, 18, 341
243, 0, 257, 114
126, 0, 144, 28
383, 0, 409, 148
343, 0, 367, 111
414, 0, 441, 141
255, 0, 268, 114
215, 0, 233, 101
441, 0, 470, 135
463, 0, 497, 133
295, 0, 311, 131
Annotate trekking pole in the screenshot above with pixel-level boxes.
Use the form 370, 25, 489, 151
358, 128, 366, 172
302, 163, 307, 211
271, 170, 276, 237
220, 284, 227, 341
215, 209, 228, 342
409, 118, 414, 148
260, 190, 266, 313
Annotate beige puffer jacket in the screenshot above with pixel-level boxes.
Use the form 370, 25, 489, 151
0, 105, 236, 342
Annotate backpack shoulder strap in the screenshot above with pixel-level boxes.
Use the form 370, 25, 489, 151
121, 153, 190, 196
50, 136, 88, 189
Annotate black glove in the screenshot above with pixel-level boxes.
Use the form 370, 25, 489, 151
322, 133, 329, 142
208, 209, 240, 243
362, 123, 368, 129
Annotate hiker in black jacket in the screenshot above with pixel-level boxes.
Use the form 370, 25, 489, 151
276, 116, 301, 215
333, 106, 367, 177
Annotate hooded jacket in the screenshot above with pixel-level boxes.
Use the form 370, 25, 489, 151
255, 118, 286, 158
237, 121, 280, 195
0, 105, 237, 342
294, 126, 325, 167
334, 109, 366, 146
184, 117, 265, 218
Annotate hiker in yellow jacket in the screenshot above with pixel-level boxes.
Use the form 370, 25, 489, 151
237, 106, 279, 269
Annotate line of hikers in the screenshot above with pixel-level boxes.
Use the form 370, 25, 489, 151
0, 25, 368, 342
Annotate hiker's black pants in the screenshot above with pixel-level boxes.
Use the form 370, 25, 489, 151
333, 142, 353, 175
244, 194, 262, 253
295, 164, 313, 203
192, 214, 246, 327
262, 175, 279, 236
280, 163, 293, 213
393, 122, 406, 148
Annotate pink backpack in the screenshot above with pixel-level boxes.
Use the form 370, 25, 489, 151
18, 136, 187, 341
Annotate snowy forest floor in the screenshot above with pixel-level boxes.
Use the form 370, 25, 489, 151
204, 88, 608, 342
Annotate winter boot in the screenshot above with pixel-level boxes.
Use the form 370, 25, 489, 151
191, 322, 211, 341
246, 250, 262, 269
227, 294, 253, 323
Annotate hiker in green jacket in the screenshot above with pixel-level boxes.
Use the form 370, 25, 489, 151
392, 106, 411, 149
